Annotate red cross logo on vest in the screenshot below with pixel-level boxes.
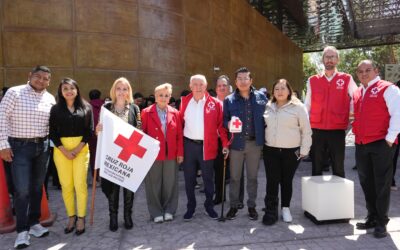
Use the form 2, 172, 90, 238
232, 118, 242, 128
336, 79, 345, 87
114, 131, 147, 162
371, 87, 379, 95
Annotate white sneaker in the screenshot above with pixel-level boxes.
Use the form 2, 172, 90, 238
14, 231, 30, 249
164, 213, 173, 221
29, 223, 49, 238
282, 207, 292, 223
154, 216, 164, 223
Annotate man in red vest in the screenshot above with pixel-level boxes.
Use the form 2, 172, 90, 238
353, 60, 400, 238
305, 46, 358, 177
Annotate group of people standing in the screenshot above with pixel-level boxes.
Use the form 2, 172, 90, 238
1, 45, 399, 249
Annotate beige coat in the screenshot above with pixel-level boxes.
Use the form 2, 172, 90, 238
264, 97, 312, 156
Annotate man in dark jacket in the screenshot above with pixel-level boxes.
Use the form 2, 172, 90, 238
224, 67, 267, 220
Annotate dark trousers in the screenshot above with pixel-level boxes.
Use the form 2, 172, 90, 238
107, 181, 134, 216
4, 161, 13, 198
9, 138, 50, 232
356, 140, 395, 226
213, 139, 227, 201
44, 147, 60, 194
263, 146, 300, 207
183, 138, 214, 212
311, 129, 345, 177
392, 134, 400, 186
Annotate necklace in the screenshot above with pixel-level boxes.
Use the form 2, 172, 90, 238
113, 105, 126, 116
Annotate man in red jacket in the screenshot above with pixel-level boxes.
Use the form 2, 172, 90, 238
180, 74, 229, 221
353, 60, 400, 238
305, 46, 358, 177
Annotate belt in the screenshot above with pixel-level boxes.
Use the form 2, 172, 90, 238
185, 137, 203, 144
9, 136, 48, 143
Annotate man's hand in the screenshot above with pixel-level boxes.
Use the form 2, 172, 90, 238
387, 140, 393, 148
222, 147, 229, 159
0, 148, 13, 162
177, 156, 184, 164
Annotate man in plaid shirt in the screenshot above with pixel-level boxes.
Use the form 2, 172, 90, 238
0, 66, 55, 249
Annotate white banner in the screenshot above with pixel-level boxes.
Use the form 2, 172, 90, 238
95, 107, 160, 192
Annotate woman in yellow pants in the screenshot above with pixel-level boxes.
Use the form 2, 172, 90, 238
49, 78, 93, 235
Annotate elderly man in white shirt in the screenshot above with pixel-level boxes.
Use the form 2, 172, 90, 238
179, 74, 228, 221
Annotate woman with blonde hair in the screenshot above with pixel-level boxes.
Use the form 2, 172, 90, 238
262, 79, 312, 226
96, 77, 141, 231
50, 78, 93, 235
141, 83, 183, 223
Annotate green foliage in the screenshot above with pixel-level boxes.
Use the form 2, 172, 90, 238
303, 45, 400, 85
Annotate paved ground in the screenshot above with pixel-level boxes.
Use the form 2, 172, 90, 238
1, 131, 400, 250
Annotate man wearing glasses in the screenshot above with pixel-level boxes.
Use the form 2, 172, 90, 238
305, 46, 358, 178
224, 67, 267, 220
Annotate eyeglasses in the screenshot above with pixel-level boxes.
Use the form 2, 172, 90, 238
324, 55, 338, 61
236, 77, 251, 81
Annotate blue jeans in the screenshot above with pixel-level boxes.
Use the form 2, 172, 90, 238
9, 137, 50, 232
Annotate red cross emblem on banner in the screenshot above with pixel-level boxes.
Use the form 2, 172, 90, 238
232, 118, 242, 128
114, 130, 147, 162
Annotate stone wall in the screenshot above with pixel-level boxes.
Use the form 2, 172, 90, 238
0, 0, 303, 99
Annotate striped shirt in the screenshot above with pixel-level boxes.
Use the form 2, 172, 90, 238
0, 83, 55, 150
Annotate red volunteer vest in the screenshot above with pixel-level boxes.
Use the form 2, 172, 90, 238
309, 72, 351, 129
352, 80, 391, 144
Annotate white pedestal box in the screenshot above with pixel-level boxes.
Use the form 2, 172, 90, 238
302, 175, 354, 222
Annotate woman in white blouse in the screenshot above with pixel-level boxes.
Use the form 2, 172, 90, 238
262, 79, 312, 226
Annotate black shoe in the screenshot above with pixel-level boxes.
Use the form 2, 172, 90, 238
183, 210, 195, 221
75, 217, 85, 236
262, 212, 277, 225
205, 207, 218, 220
109, 214, 118, 232
262, 196, 279, 226
248, 207, 258, 220
64, 216, 77, 234
356, 219, 376, 230
124, 213, 133, 230
374, 226, 387, 238
237, 203, 244, 209
226, 208, 238, 220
